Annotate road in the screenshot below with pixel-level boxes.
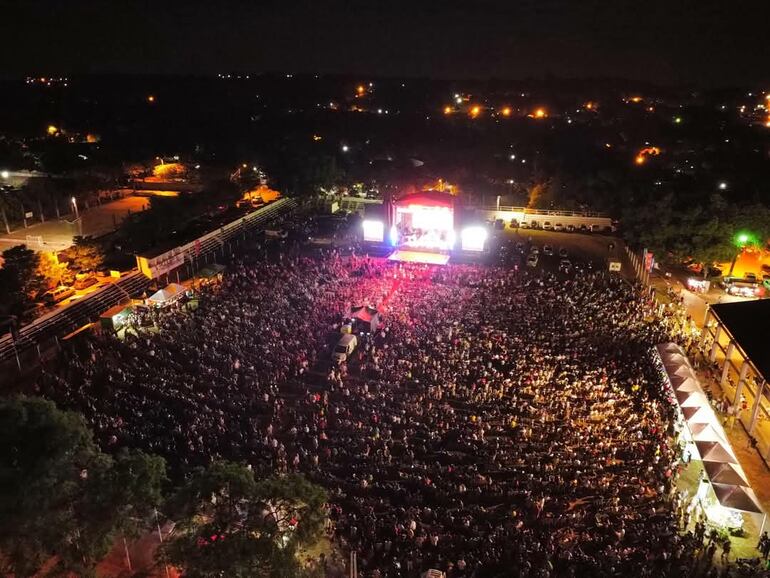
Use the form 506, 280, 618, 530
0, 195, 149, 251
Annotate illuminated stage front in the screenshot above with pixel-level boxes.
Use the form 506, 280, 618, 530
392, 191, 456, 251
387, 250, 451, 265
361, 190, 489, 258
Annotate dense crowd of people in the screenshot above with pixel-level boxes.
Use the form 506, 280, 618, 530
36, 241, 769, 577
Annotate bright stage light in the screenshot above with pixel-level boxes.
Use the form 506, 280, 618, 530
461, 226, 488, 252
362, 219, 385, 243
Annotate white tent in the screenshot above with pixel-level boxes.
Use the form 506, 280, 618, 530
656, 342, 765, 536
704, 462, 750, 486
690, 423, 729, 444
679, 391, 711, 408
712, 483, 764, 514
148, 283, 187, 305
694, 440, 738, 464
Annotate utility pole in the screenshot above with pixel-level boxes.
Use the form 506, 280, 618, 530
1, 207, 10, 234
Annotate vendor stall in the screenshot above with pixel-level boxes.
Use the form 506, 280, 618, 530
147, 283, 188, 306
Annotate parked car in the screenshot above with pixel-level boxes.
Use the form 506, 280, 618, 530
745, 272, 757, 282
553, 223, 564, 231
74, 276, 98, 290
543, 221, 553, 231
43, 286, 75, 305
519, 221, 529, 229
527, 253, 539, 267
332, 334, 358, 364
543, 244, 554, 256
566, 224, 575, 232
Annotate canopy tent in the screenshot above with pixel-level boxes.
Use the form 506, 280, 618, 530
659, 342, 682, 354
704, 462, 751, 487
662, 354, 689, 369
350, 305, 380, 332
694, 440, 738, 464
679, 391, 711, 408
148, 283, 187, 305
673, 377, 701, 393
711, 483, 764, 514
673, 365, 694, 378
655, 342, 765, 536
682, 405, 718, 425
690, 423, 729, 443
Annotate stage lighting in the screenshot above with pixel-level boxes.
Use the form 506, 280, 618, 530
362, 220, 385, 243
461, 226, 488, 252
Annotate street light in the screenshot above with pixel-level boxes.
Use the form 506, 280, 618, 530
0, 170, 8, 179
71, 197, 79, 220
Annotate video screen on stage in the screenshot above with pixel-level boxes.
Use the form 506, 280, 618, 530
394, 205, 455, 250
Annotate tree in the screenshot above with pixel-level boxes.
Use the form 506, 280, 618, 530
0, 397, 167, 577
0, 244, 41, 315
526, 179, 558, 210
160, 462, 327, 578
36, 251, 64, 290
59, 235, 106, 273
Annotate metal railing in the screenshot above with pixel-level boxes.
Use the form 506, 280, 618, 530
0, 198, 299, 365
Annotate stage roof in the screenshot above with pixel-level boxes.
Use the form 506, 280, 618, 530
711, 300, 770, 381
395, 191, 455, 208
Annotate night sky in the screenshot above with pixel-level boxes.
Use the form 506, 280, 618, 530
3, 0, 768, 86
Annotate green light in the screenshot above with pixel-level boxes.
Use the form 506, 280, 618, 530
737, 234, 748, 243
674, 117, 682, 124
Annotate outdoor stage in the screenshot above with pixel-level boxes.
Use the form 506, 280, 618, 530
387, 250, 451, 265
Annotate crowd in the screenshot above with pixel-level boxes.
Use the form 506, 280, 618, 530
36, 243, 769, 577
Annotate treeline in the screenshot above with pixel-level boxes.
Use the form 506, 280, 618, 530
0, 397, 327, 578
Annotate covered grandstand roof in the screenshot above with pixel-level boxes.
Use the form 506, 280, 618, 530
710, 300, 770, 382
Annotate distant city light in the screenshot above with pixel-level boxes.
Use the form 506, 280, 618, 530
147, 95, 155, 103
0, 170, 8, 179
341, 144, 349, 152
533, 108, 546, 119
674, 116, 682, 124
501, 107, 512, 117
47, 125, 58, 135
635, 155, 646, 165
356, 85, 365, 95
718, 182, 728, 190
443, 105, 453, 115
470, 105, 481, 118
455, 96, 463, 104
630, 96, 642, 103
509, 154, 516, 160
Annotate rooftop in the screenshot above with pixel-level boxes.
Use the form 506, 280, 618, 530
711, 299, 770, 382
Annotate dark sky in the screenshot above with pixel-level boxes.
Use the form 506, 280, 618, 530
2, 0, 768, 86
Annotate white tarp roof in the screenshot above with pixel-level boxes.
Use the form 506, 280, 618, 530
148, 283, 187, 304
656, 342, 764, 517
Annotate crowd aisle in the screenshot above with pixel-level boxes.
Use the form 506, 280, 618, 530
37, 248, 770, 577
